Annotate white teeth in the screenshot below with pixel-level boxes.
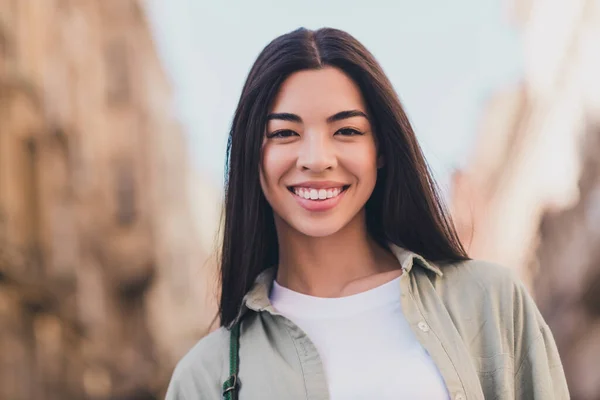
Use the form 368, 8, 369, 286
293, 186, 346, 200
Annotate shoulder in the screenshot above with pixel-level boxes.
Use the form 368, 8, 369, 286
166, 327, 230, 399
439, 258, 534, 308
437, 261, 567, 396
442, 258, 519, 287
174, 326, 230, 374
433, 258, 548, 349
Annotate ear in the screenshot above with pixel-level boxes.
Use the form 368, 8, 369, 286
377, 155, 385, 169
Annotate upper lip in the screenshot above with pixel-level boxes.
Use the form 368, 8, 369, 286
288, 181, 348, 189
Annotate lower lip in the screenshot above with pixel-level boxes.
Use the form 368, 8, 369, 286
291, 188, 347, 212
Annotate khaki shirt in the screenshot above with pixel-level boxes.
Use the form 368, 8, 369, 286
165, 245, 569, 399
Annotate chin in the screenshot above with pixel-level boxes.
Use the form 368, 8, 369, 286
288, 217, 348, 238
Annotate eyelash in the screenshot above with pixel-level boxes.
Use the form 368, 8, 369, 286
267, 128, 364, 138
267, 130, 297, 139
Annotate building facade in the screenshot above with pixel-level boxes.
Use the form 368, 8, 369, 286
0, 1, 217, 398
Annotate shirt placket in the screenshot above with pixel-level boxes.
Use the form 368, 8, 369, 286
399, 265, 482, 400
260, 303, 330, 400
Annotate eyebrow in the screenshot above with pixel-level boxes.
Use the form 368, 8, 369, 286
266, 109, 369, 124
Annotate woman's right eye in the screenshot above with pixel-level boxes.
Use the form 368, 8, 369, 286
267, 130, 298, 139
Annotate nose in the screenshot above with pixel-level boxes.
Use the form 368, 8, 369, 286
297, 131, 337, 172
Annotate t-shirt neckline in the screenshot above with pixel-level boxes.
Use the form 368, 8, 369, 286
269, 274, 402, 319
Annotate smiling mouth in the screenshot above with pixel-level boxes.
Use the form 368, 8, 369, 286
287, 185, 350, 201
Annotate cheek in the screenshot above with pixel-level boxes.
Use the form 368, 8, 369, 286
343, 144, 379, 181
260, 145, 295, 192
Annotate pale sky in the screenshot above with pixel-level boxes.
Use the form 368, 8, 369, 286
146, 0, 523, 194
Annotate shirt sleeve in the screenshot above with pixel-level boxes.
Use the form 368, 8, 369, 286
165, 377, 188, 400
513, 304, 570, 398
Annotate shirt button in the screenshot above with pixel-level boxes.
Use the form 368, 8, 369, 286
455, 393, 465, 400
417, 321, 430, 332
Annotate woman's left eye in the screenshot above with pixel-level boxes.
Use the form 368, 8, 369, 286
335, 128, 364, 136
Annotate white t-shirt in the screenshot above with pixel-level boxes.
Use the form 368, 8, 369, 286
269, 275, 449, 399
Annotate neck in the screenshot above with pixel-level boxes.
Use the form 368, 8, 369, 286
274, 211, 402, 297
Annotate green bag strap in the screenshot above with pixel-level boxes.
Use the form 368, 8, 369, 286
222, 321, 241, 400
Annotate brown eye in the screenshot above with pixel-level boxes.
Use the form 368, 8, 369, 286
267, 129, 299, 139
335, 128, 364, 136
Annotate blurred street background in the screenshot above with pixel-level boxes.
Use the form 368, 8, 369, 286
1, 0, 599, 399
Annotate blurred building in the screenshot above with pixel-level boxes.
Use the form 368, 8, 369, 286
450, 0, 600, 398
0, 1, 217, 399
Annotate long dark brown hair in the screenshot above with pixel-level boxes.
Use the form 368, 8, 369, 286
218, 27, 468, 328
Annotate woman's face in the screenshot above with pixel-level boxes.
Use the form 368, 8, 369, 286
260, 66, 380, 238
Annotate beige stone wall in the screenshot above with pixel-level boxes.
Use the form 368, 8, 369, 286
0, 1, 217, 398
451, 0, 600, 398
533, 124, 600, 399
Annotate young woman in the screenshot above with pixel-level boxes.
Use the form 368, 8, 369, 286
166, 28, 569, 400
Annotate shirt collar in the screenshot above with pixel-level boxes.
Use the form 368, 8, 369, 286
226, 244, 443, 329
388, 243, 443, 277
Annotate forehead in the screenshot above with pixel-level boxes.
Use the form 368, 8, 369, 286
269, 67, 367, 117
